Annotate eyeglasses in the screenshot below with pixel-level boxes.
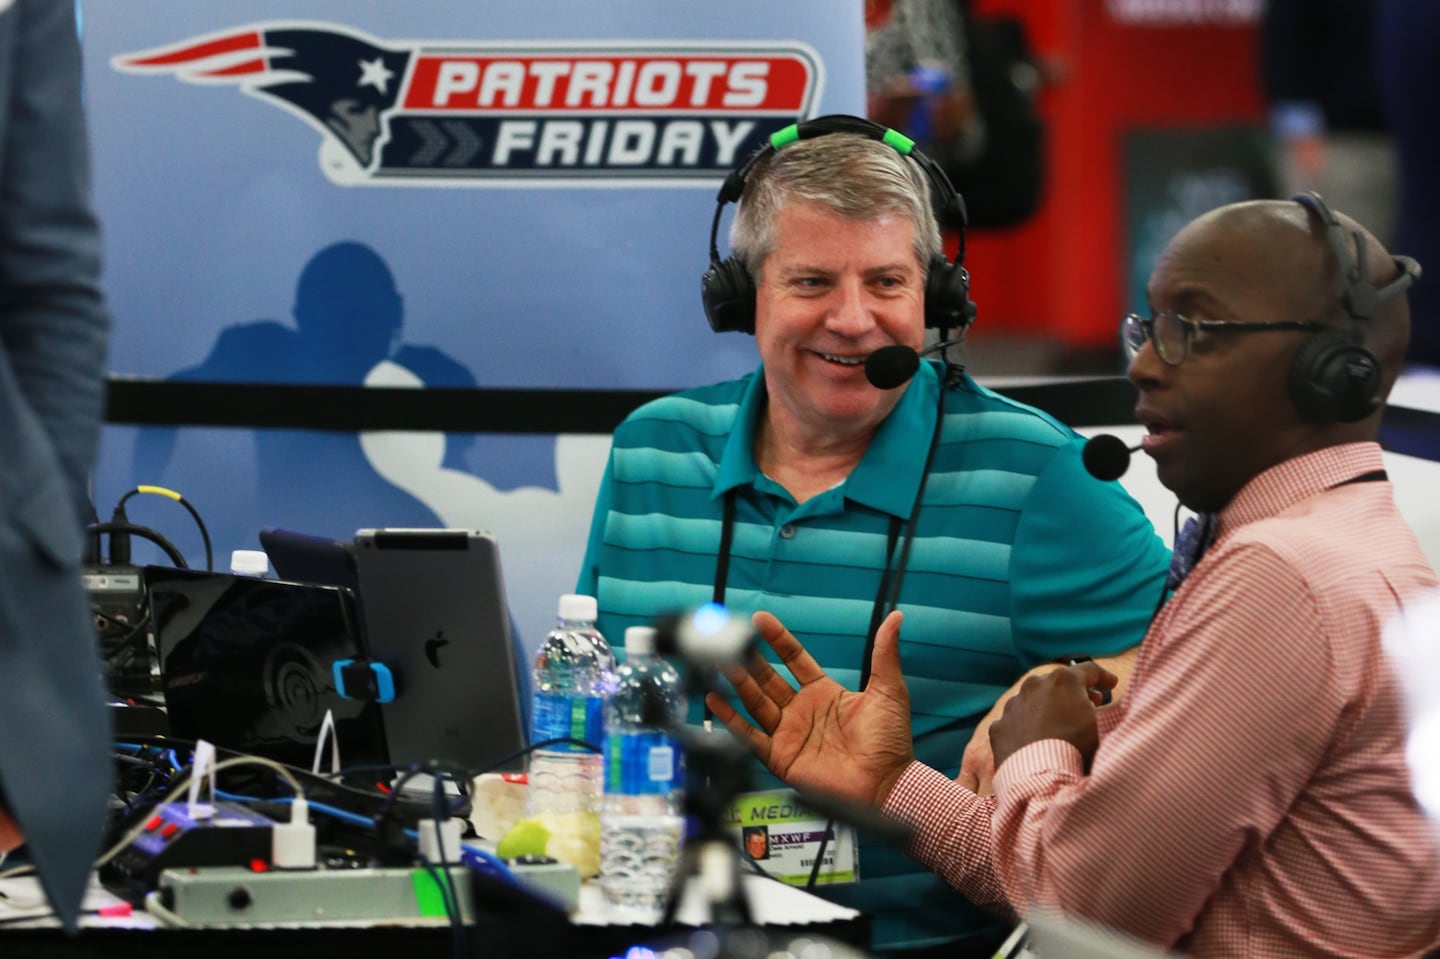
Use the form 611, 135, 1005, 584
1120, 311, 1327, 366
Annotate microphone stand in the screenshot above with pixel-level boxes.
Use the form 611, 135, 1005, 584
657, 721, 756, 929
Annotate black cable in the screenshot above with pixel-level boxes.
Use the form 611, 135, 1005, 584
374, 760, 475, 828
118, 742, 476, 940
335, 737, 601, 803
804, 821, 831, 891
430, 776, 467, 959
110, 754, 154, 770
119, 487, 214, 572
108, 504, 134, 565
418, 858, 466, 957
115, 736, 411, 823
347, 739, 606, 832
108, 746, 178, 835
95, 606, 152, 665
86, 521, 187, 568
388, 761, 474, 798
471, 736, 603, 778
120, 767, 164, 816
335, 749, 566, 786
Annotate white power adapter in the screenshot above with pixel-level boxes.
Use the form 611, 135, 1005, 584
271, 797, 317, 869
418, 817, 463, 864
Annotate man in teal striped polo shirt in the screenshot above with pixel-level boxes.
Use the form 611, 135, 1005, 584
577, 119, 1168, 956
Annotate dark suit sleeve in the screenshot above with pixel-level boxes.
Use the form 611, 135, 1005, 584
0, 0, 112, 931
0, 0, 110, 526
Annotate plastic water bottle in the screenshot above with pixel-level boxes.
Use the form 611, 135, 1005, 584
600, 626, 686, 916
528, 594, 616, 817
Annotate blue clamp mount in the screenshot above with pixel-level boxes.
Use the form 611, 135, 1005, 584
332, 659, 397, 703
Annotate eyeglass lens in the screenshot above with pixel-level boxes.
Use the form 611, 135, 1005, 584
1122, 312, 1184, 364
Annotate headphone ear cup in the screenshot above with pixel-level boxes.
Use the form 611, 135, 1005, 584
701, 255, 757, 334
1288, 331, 1383, 423
923, 257, 977, 330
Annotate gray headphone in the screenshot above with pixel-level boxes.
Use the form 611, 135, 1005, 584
1288, 192, 1421, 423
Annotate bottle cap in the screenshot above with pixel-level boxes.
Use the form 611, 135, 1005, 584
557, 593, 598, 621
230, 549, 270, 577
624, 626, 657, 656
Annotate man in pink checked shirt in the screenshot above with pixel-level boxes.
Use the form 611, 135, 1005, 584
707, 194, 1440, 958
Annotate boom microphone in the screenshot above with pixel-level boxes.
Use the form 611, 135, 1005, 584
1082, 434, 1141, 481
864, 337, 965, 390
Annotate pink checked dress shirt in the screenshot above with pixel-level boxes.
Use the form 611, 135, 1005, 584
884, 443, 1440, 957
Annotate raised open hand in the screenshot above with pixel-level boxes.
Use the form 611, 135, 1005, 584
705, 609, 915, 809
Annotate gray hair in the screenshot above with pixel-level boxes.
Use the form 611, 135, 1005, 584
729, 132, 943, 283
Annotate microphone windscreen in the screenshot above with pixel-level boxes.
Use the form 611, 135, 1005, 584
864, 346, 921, 390
1082, 434, 1132, 481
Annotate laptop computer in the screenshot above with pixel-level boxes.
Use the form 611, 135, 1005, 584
352, 529, 528, 774
144, 565, 388, 770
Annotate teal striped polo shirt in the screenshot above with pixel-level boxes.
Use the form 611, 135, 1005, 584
578, 360, 1169, 950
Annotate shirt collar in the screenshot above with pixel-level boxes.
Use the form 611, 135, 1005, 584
713, 369, 768, 497
711, 361, 942, 520
1218, 442, 1386, 537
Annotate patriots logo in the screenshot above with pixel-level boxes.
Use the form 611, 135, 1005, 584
115, 23, 822, 187
116, 23, 411, 172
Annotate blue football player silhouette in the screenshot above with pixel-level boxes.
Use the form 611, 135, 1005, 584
131, 243, 558, 557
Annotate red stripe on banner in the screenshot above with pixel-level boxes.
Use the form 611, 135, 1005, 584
404, 54, 812, 112
122, 31, 261, 68
199, 58, 267, 77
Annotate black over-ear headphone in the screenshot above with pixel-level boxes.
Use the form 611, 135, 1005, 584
700, 114, 976, 335
1288, 191, 1422, 423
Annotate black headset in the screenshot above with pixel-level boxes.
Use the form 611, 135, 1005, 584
1289, 191, 1422, 423
700, 114, 977, 336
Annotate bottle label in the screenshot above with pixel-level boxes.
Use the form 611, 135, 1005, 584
533, 692, 604, 751
605, 731, 682, 795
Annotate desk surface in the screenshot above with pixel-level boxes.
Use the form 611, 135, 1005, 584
2, 871, 867, 959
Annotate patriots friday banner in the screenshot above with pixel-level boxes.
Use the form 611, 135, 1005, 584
112, 22, 820, 186
83, 2, 863, 652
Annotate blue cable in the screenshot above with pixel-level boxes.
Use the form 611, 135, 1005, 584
462, 843, 516, 884
212, 789, 375, 829
401, 831, 517, 886
303, 799, 375, 829
192, 789, 520, 887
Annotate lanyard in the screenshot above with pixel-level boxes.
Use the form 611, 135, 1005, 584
711, 489, 903, 684
710, 367, 953, 892
710, 368, 952, 689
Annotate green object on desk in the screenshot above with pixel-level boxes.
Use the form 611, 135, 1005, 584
410, 869, 450, 918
